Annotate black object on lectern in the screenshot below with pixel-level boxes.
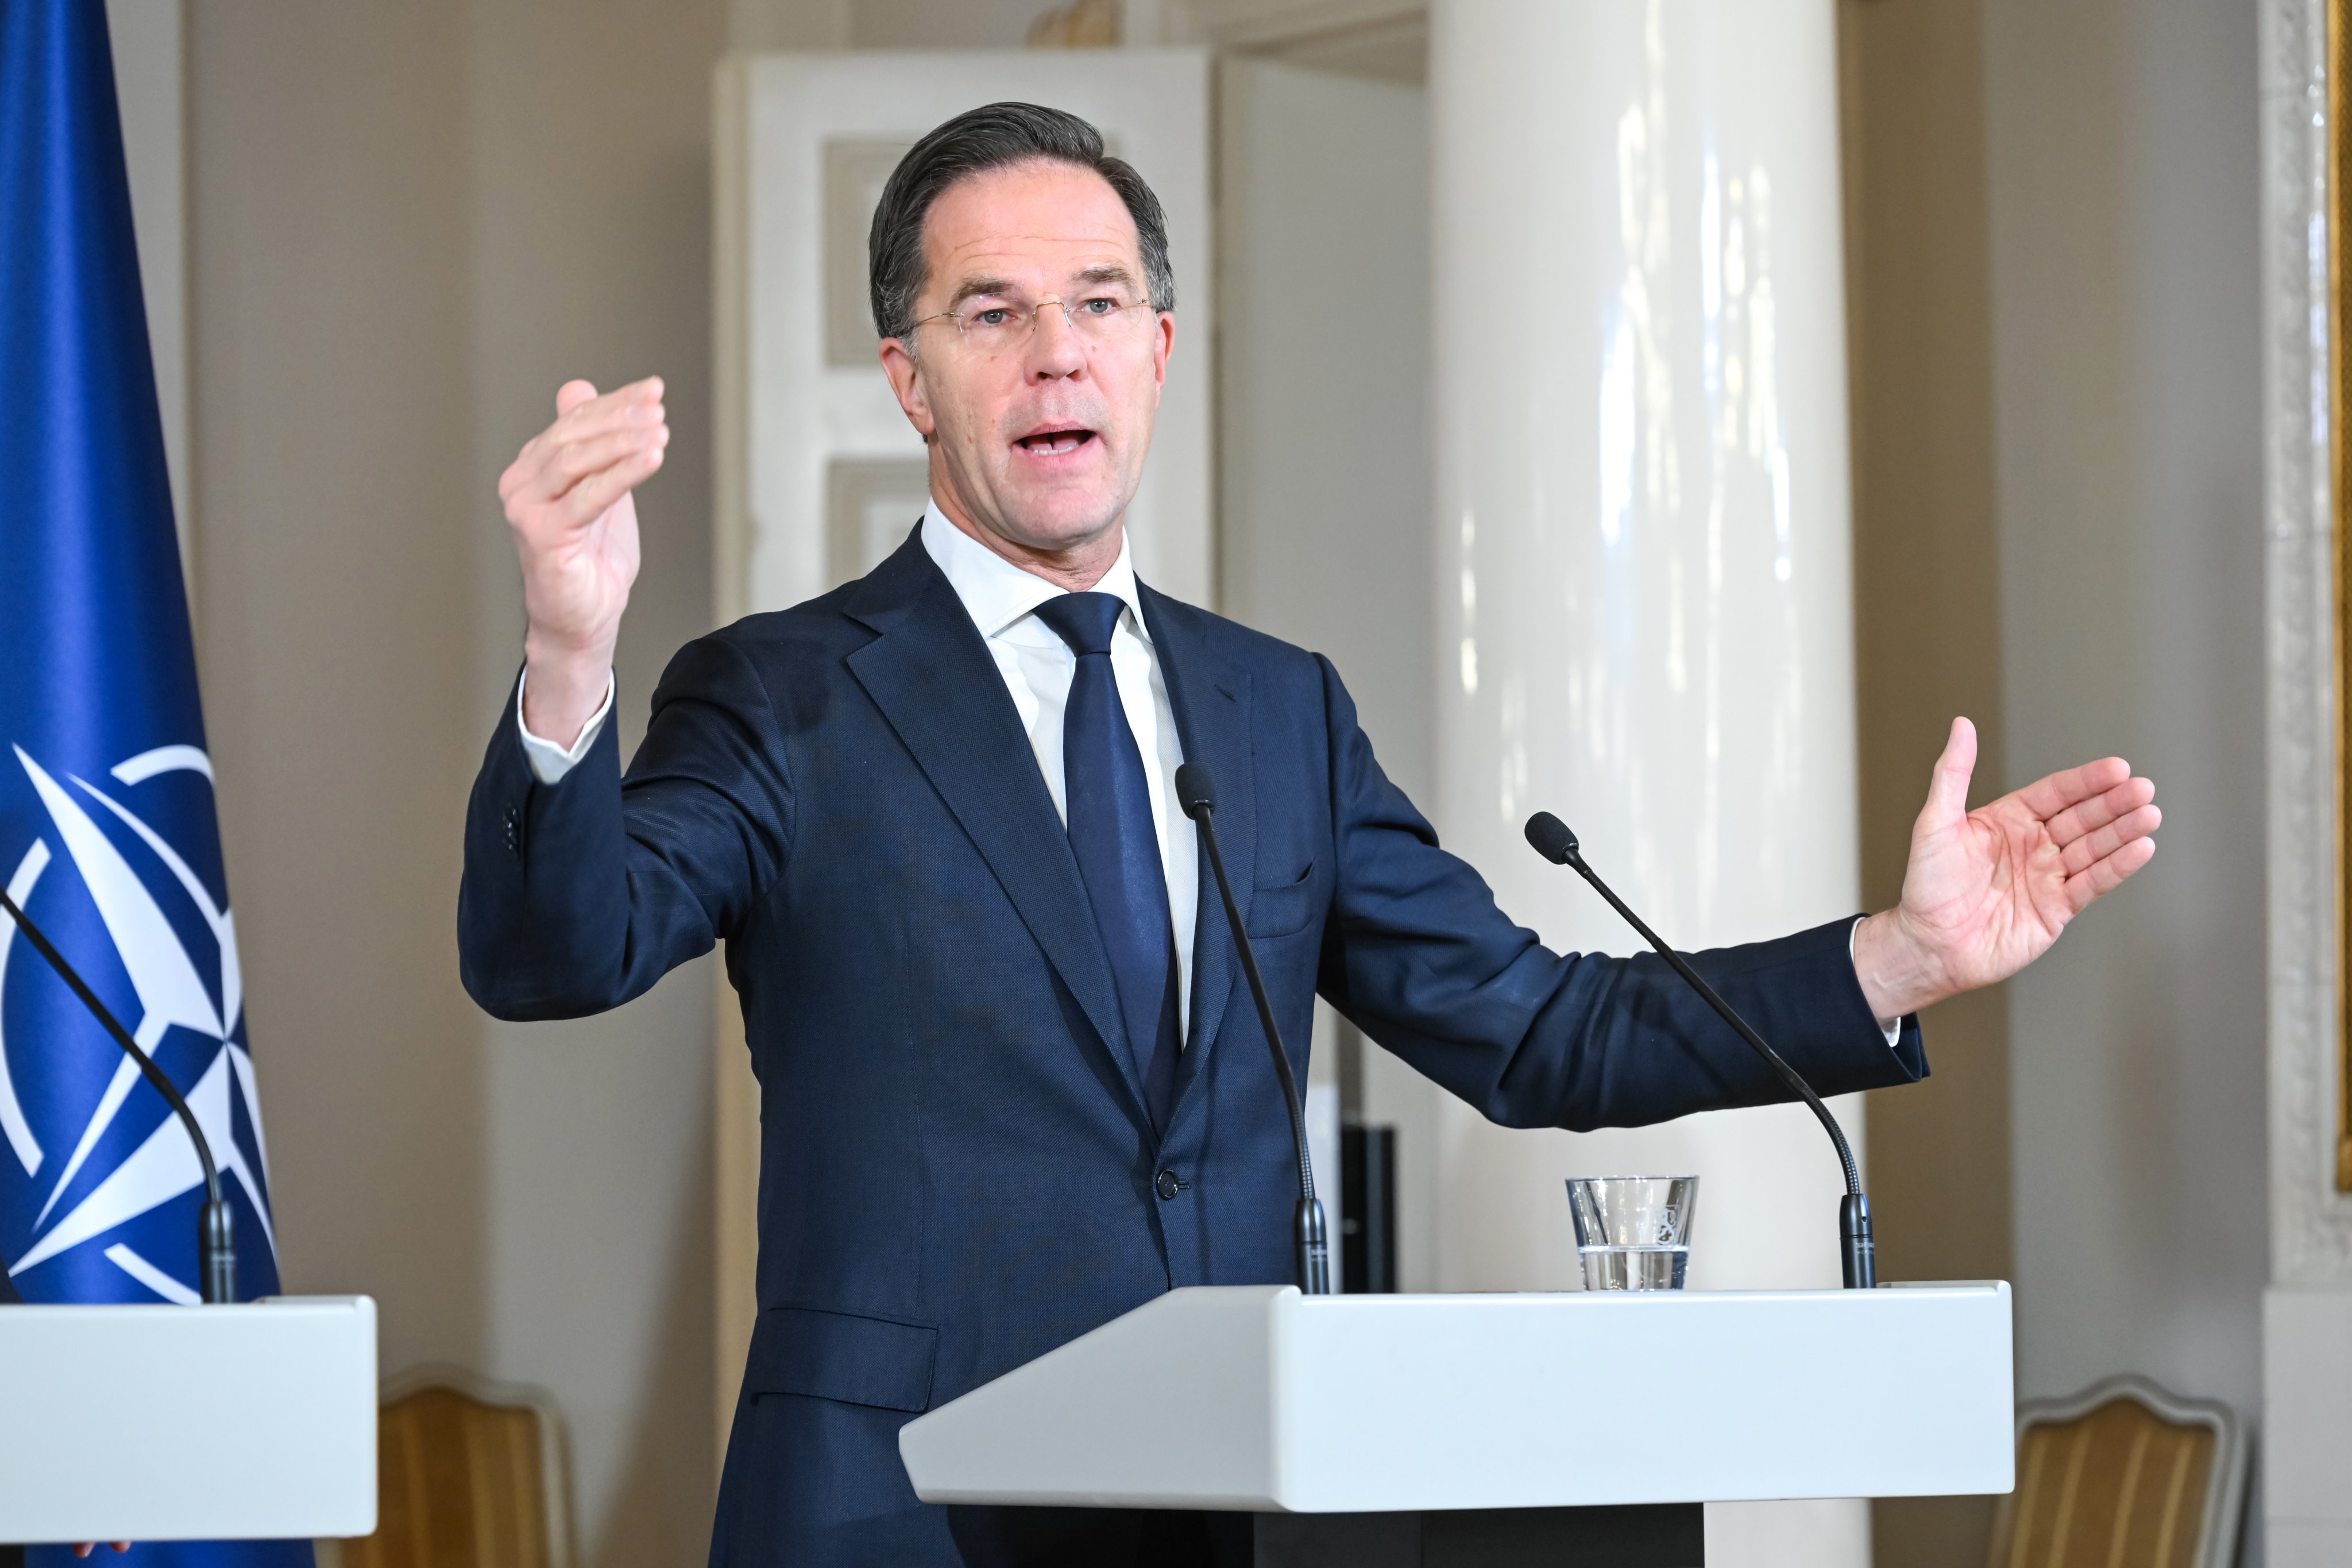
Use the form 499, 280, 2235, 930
1340, 1124, 1397, 1295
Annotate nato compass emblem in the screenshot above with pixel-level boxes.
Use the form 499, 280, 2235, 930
0, 743, 279, 1302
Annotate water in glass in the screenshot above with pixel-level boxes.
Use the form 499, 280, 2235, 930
1578, 1244, 1689, 1291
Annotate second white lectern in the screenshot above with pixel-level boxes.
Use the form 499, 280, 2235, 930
0, 1296, 377, 1546
901, 1282, 2012, 1566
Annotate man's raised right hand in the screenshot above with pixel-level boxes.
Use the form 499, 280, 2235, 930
500, 376, 667, 748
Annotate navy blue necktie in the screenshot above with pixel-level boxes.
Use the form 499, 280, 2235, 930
1033, 592, 1181, 1131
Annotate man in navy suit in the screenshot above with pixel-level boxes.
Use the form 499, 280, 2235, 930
458, 105, 2158, 1567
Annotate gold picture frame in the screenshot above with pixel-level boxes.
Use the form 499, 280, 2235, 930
2334, 0, 2352, 1189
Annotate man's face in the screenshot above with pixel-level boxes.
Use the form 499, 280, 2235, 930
879, 160, 1174, 558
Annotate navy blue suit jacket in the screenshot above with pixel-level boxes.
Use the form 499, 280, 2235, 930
458, 531, 1926, 1566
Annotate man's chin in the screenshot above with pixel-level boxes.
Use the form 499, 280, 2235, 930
987, 495, 1129, 556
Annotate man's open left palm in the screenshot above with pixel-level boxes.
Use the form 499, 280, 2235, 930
1856, 717, 2159, 1019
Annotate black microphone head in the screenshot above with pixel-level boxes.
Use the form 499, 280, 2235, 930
1175, 762, 1216, 820
1524, 812, 1578, 864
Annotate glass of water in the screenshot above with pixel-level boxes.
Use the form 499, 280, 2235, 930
1566, 1175, 1699, 1291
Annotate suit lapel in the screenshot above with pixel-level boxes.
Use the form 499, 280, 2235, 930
1140, 585, 1255, 1112
844, 538, 1149, 1122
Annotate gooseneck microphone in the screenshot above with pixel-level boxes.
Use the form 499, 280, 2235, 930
1523, 812, 1876, 1289
1175, 763, 1331, 1295
0, 885, 237, 1304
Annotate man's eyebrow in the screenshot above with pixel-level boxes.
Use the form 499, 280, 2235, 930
945, 264, 1137, 310
945, 275, 1018, 311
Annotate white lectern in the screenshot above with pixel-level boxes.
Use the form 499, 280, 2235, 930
0, 1296, 377, 1546
901, 1283, 2013, 1566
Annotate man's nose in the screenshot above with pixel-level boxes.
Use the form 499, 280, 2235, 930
1025, 301, 1087, 380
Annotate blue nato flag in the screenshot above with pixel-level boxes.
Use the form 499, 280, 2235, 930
0, 5, 304, 1565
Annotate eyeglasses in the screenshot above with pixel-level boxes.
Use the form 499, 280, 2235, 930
909, 293, 1157, 355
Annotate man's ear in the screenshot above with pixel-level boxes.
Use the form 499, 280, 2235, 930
1150, 311, 1174, 396
879, 337, 937, 441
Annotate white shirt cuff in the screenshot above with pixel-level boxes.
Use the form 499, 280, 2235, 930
516, 667, 615, 785
1851, 917, 1903, 1047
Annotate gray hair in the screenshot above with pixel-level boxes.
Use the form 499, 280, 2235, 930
867, 102, 1176, 343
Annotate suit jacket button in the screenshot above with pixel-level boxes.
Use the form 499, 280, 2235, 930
1155, 1169, 1184, 1201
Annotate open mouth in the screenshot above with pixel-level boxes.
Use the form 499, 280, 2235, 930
1014, 427, 1096, 457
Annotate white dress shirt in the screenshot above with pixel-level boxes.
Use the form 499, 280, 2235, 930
519, 505, 1894, 1046
520, 501, 1202, 1041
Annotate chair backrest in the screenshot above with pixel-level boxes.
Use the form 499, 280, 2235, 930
339, 1365, 573, 1568
1988, 1374, 2246, 1568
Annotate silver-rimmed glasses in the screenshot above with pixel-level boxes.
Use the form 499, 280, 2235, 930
908, 293, 1157, 355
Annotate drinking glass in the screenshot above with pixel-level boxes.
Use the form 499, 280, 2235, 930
1566, 1175, 1699, 1291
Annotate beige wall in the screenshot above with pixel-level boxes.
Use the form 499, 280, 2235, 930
1843, 3, 2267, 1563
192, 0, 487, 1372
1837, 0, 2011, 1560
1983, 0, 2268, 1449
106, 0, 191, 586
851, 0, 1041, 47
188, 3, 727, 1561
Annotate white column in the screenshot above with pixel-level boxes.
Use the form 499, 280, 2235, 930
1430, 3, 1866, 1561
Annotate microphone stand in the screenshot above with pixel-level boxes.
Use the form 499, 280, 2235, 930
0, 886, 237, 1303
1523, 813, 1876, 1289
1176, 764, 1331, 1295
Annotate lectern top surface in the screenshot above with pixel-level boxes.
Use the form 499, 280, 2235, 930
899, 1282, 2015, 1513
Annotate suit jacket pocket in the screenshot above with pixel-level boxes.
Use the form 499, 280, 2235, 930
746, 1304, 939, 1412
1246, 859, 1319, 940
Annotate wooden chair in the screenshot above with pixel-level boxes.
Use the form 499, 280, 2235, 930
333, 1365, 574, 1568
1988, 1374, 2246, 1568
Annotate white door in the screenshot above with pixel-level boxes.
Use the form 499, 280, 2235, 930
1217, 56, 1435, 1298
